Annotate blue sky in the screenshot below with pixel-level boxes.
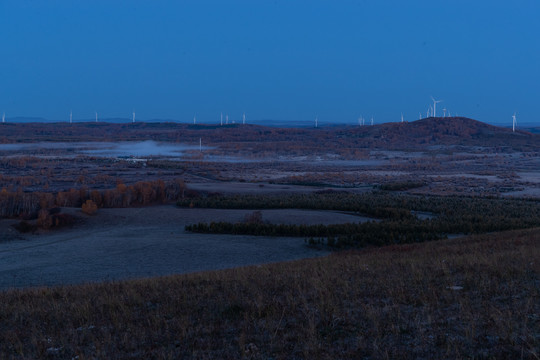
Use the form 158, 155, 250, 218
0, 1, 539, 125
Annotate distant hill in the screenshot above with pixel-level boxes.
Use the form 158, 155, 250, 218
0, 116, 537, 152
338, 117, 537, 149
5, 116, 49, 123
523, 126, 540, 134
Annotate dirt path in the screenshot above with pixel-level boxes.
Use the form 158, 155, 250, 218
0, 206, 369, 290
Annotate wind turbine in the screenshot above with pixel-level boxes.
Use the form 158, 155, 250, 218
431, 96, 442, 117
226, 114, 229, 125
419, 112, 422, 120
512, 112, 517, 132
442, 108, 447, 118
242, 112, 246, 125
95, 112, 98, 123
70, 110, 72, 124
2, 112, 5, 123
315, 116, 318, 128
370, 116, 374, 126
193, 116, 196, 124
401, 113, 404, 123
132, 111, 135, 123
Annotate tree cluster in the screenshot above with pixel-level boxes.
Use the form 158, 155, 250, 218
182, 192, 540, 248
1, 178, 187, 219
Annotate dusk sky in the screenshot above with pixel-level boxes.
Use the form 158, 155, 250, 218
1, 1, 539, 125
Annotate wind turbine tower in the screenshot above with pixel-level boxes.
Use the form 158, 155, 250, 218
2, 112, 4, 123
193, 116, 196, 124
226, 115, 229, 125
70, 111, 72, 124
242, 112, 246, 125
442, 108, 447, 118
512, 113, 517, 132
132, 111, 135, 123
370, 117, 374, 126
95, 112, 98, 123
431, 96, 442, 117
315, 116, 318, 128
401, 113, 404, 123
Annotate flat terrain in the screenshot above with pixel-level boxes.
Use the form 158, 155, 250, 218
0, 206, 371, 289
1, 119, 539, 198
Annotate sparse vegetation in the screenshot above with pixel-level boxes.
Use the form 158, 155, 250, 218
0, 228, 538, 359
379, 181, 425, 191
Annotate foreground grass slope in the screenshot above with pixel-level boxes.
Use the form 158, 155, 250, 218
1, 229, 539, 359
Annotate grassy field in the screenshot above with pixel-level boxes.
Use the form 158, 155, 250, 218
0, 228, 539, 359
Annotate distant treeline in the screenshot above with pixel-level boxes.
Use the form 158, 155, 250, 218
181, 192, 540, 248
185, 219, 443, 248
0, 179, 187, 218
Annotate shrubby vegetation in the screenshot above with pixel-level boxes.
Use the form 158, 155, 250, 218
181, 192, 540, 248
378, 181, 426, 191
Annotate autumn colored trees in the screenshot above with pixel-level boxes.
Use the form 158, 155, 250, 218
0, 178, 187, 218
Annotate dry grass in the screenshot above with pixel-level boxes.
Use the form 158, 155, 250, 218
0, 228, 539, 359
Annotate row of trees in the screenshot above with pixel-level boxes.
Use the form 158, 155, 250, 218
181, 192, 540, 248
1, 178, 187, 218
178, 192, 540, 222
185, 219, 443, 248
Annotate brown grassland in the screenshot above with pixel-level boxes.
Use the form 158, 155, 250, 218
0, 228, 538, 359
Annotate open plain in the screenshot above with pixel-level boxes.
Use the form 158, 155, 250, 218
0, 206, 379, 289
0, 119, 539, 358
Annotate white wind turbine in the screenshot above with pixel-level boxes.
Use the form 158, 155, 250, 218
242, 112, 246, 125
132, 111, 135, 123
95, 111, 98, 122
431, 96, 442, 117
315, 116, 318, 128
2, 112, 5, 123
370, 116, 374, 126
193, 116, 196, 124
70, 110, 72, 124
401, 113, 404, 123
512, 112, 517, 132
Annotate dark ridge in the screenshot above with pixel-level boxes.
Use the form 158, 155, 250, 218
0, 117, 537, 150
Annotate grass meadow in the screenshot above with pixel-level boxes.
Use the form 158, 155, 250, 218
0, 228, 538, 359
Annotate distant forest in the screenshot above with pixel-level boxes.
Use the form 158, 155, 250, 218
181, 192, 540, 248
